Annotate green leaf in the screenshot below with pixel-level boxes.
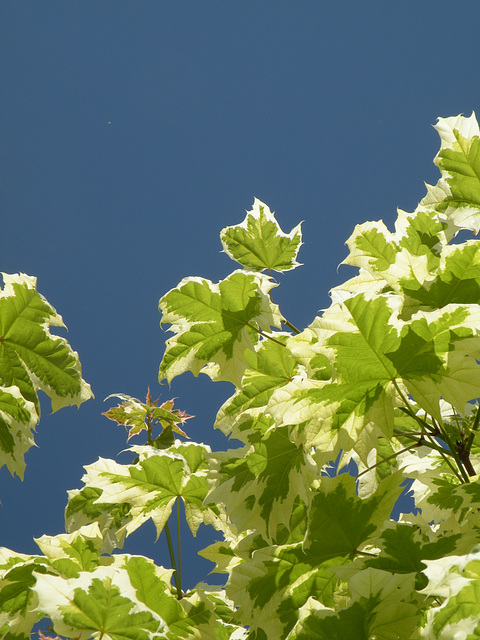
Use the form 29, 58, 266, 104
210, 472, 401, 637
342, 220, 397, 274
418, 474, 480, 537
122, 556, 180, 624
397, 207, 447, 266
167, 587, 242, 640
335, 295, 480, 420
348, 569, 421, 640
0, 274, 92, 410
268, 294, 480, 466
0, 550, 51, 638
34, 524, 104, 578
32, 566, 167, 639
354, 426, 405, 489
400, 240, 480, 312
363, 522, 462, 587
159, 271, 283, 386
340, 206, 465, 321
76, 442, 225, 541
0, 273, 92, 478
0, 387, 37, 479
288, 570, 420, 640
394, 448, 469, 525
220, 198, 302, 273
287, 599, 368, 640
343, 208, 450, 282
91, 556, 244, 640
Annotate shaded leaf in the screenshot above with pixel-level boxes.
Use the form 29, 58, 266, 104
304, 473, 403, 558
65, 485, 132, 554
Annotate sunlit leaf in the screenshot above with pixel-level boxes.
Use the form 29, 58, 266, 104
423, 112, 480, 234
74, 442, 227, 541
34, 524, 104, 578
10, 114, 480, 639
220, 198, 302, 273
268, 294, 480, 466
32, 566, 167, 639
0, 273, 92, 477
159, 271, 283, 386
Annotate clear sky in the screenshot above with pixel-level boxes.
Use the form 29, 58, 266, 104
2, 1, 480, 590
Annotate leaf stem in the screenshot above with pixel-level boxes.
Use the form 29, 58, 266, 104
177, 498, 182, 598
423, 432, 466, 483
393, 430, 425, 439
392, 429, 447, 455
164, 517, 182, 599
355, 443, 419, 479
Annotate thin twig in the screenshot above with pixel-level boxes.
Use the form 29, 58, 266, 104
391, 379, 469, 483
356, 443, 419, 479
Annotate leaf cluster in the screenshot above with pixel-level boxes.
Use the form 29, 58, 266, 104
3, 116, 480, 638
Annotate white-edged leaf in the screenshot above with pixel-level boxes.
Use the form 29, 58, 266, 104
159, 270, 283, 386
220, 198, 302, 273
0, 273, 93, 478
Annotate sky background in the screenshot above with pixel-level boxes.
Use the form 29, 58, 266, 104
1, 1, 480, 591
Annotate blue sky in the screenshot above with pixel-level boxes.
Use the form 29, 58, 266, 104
2, 1, 480, 590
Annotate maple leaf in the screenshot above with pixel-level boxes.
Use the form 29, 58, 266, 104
220, 198, 303, 273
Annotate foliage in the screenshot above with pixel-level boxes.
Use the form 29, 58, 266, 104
2, 114, 480, 638
0, 273, 93, 479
